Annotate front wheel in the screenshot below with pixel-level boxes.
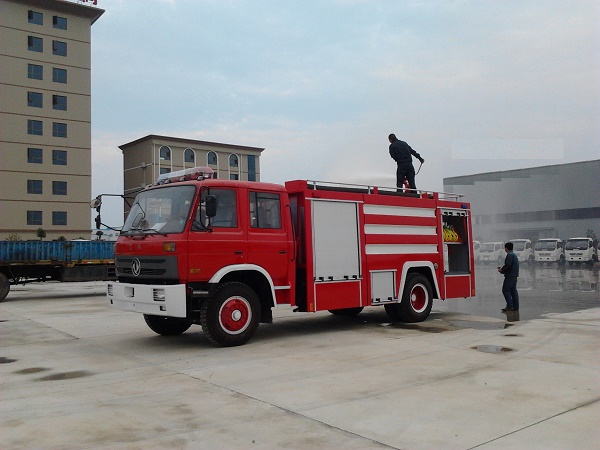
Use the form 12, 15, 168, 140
143, 314, 192, 336
386, 273, 433, 323
201, 282, 260, 347
329, 307, 364, 316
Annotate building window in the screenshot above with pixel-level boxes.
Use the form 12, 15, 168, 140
27, 180, 43, 194
28, 91, 43, 108
230, 174, 239, 180
53, 68, 67, 84
159, 145, 171, 160
184, 148, 195, 163
207, 151, 218, 165
27, 211, 43, 226
52, 95, 67, 111
159, 167, 170, 175
52, 211, 67, 225
53, 16, 67, 30
28, 10, 43, 25
28, 120, 43, 135
52, 40, 67, 57
248, 155, 256, 181
28, 64, 43, 80
28, 36, 43, 52
28, 148, 43, 164
53, 181, 67, 195
52, 122, 67, 138
229, 154, 239, 167
52, 150, 67, 165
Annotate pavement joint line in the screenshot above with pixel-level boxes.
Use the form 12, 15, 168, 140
181, 372, 399, 450
467, 397, 600, 449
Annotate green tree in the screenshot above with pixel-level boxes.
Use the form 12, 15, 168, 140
36, 228, 46, 240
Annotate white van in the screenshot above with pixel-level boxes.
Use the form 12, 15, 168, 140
565, 237, 598, 265
509, 239, 534, 264
534, 238, 565, 264
480, 241, 505, 265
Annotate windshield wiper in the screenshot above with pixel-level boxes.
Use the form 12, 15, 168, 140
142, 227, 167, 236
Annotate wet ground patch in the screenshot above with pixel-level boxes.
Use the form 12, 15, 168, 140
471, 345, 514, 354
14, 367, 51, 374
449, 320, 513, 330
385, 323, 449, 333
36, 370, 93, 381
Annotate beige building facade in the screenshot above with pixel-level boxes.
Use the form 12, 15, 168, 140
0, 0, 103, 240
120, 134, 264, 202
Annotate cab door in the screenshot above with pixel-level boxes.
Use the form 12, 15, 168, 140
188, 188, 247, 282
246, 191, 293, 293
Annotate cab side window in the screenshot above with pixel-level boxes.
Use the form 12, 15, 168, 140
250, 192, 281, 229
196, 189, 238, 228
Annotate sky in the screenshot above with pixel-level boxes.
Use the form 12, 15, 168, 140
88, 0, 600, 227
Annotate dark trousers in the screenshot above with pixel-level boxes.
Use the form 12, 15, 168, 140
396, 163, 416, 190
502, 276, 519, 310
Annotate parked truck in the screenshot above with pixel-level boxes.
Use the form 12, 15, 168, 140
0, 240, 115, 301
508, 239, 534, 264
565, 237, 598, 265
479, 242, 505, 265
534, 238, 565, 265
105, 169, 476, 347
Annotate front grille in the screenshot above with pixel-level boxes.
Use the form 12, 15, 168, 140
116, 255, 179, 283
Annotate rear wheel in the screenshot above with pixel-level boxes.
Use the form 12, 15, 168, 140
143, 314, 192, 336
385, 273, 433, 323
201, 282, 260, 347
328, 307, 364, 316
0, 273, 9, 301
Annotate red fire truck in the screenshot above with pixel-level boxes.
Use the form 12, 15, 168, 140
106, 170, 475, 346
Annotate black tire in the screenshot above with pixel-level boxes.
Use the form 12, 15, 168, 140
328, 307, 364, 316
386, 273, 433, 323
201, 282, 260, 347
0, 273, 9, 302
143, 314, 192, 336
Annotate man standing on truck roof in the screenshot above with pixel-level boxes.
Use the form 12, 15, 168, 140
388, 133, 424, 191
498, 242, 519, 312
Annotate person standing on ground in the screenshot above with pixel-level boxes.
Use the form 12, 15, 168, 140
388, 133, 424, 191
498, 242, 519, 312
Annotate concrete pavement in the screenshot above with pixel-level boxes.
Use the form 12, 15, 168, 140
1, 281, 599, 449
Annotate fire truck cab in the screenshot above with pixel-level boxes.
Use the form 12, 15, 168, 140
107, 172, 475, 347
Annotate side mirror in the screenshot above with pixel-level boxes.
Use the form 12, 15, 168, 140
205, 195, 217, 218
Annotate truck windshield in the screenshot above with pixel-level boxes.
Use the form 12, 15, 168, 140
121, 185, 196, 235
565, 240, 589, 250
481, 243, 496, 252
535, 241, 557, 251
511, 241, 526, 251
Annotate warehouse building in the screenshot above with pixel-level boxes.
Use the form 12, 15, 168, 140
443, 160, 600, 242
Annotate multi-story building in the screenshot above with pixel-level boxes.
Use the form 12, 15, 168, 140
443, 160, 600, 242
120, 134, 264, 201
0, 0, 103, 240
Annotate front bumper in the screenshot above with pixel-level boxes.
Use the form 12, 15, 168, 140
107, 282, 187, 318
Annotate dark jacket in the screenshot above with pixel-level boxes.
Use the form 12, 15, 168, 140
500, 251, 519, 277
389, 139, 423, 165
